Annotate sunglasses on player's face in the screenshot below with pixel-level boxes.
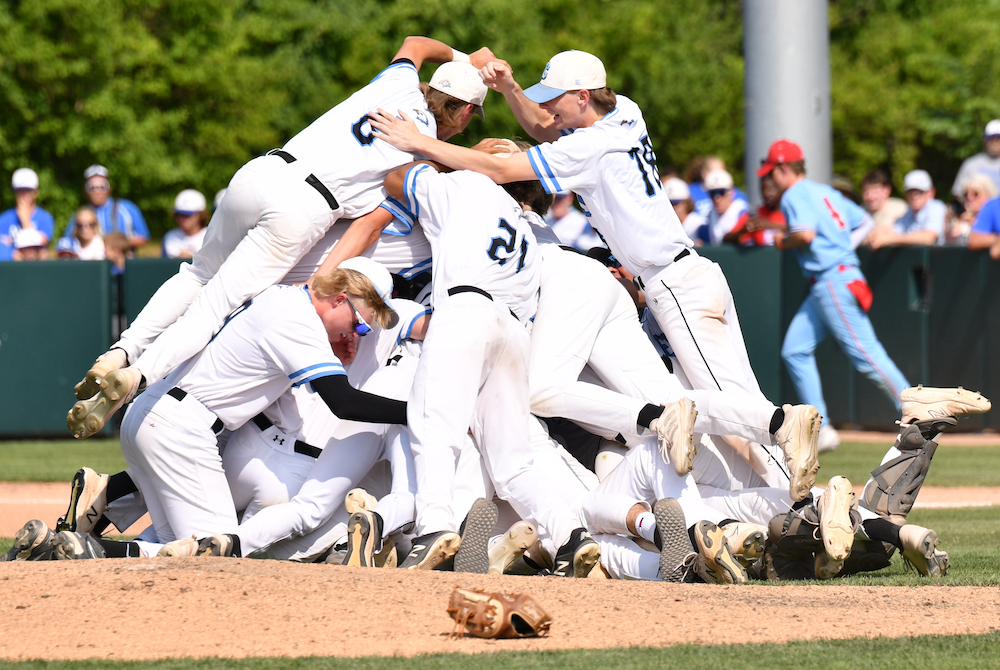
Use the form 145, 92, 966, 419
708, 188, 729, 199
345, 296, 372, 337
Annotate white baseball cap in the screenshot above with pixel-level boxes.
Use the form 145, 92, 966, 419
12, 168, 39, 191
703, 169, 734, 191
524, 50, 607, 104
903, 169, 933, 192
338, 256, 399, 327
174, 189, 207, 215
13, 227, 46, 250
214, 188, 227, 209
429, 62, 488, 119
84, 164, 109, 181
985, 119, 1000, 138
663, 177, 690, 202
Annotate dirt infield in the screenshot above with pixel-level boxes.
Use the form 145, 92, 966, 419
1, 558, 999, 661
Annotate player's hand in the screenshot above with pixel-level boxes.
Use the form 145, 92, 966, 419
866, 227, 892, 250
990, 237, 1000, 261
369, 108, 422, 152
331, 333, 358, 364
480, 60, 517, 95
471, 138, 519, 156
469, 47, 497, 69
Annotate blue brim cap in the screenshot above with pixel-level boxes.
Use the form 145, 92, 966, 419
524, 82, 566, 104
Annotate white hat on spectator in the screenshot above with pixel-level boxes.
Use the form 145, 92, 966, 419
214, 188, 227, 209
903, 169, 933, 192
56, 238, 79, 258
174, 189, 207, 215
13, 228, 46, 250
12, 168, 39, 191
84, 164, 109, 181
984, 120, 1000, 138
663, 177, 690, 202
703, 169, 734, 191
430, 62, 488, 119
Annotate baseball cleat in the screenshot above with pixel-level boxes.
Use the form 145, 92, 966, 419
67, 367, 142, 439
57, 467, 109, 533
720, 522, 767, 566
323, 542, 349, 565
814, 553, 845, 580
817, 424, 841, 453
552, 527, 600, 578
652, 498, 691, 583
899, 386, 991, 425
818, 475, 857, 561
650, 398, 698, 477
73, 348, 128, 400
4, 519, 58, 561
454, 498, 498, 574
157, 536, 200, 557
53, 531, 106, 560
399, 531, 461, 570
198, 534, 237, 557
775, 404, 822, 502
344, 488, 378, 515
899, 525, 949, 577
689, 520, 748, 584
487, 520, 537, 576
343, 510, 383, 568
374, 541, 397, 569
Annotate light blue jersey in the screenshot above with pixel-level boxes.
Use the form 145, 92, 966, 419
781, 179, 868, 276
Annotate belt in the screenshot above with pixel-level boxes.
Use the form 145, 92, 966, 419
167, 387, 225, 434
633, 248, 691, 291
266, 149, 340, 212
448, 285, 519, 321
251, 413, 323, 459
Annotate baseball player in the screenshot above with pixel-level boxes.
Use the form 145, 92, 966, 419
68, 36, 493, 439
761, 139, 910, 452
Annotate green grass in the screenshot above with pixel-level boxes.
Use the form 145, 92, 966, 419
0, 439, 126, 482
0, 634, 999, 669
816, 442, 1000, 487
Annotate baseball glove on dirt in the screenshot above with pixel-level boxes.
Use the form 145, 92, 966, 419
446, 587, 552, 639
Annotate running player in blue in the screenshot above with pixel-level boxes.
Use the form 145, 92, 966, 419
761, 139, 910, 452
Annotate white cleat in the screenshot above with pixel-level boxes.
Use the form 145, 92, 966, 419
817, 424, 841, 453
900, 386, 991, 425
67, 367, 142, 439
814, 553, 845, 580
818, 475, 857, 562
775, 404, 822, 502
57, 467, 110, 533
344, 488, 378, 515
899, 524, 949, 577
720, 522, 767, 566
650, 398, 698, 477
158, 536, 200, 557
487, 520, 537, 576
74, 349, 128, 400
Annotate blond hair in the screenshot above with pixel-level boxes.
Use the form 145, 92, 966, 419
964, 174, 999, 199
420, 82, 478, 135
312, 268, 393, 328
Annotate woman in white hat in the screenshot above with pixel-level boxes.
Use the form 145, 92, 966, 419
162, 189, 208, 259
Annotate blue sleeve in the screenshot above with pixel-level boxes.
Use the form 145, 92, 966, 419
379, 197, 415, 233
780, 192, 808, 231
35, 209, 55, 239
121, 200, 149, 238
972, 199, 1000, 234
62, 213, 76, 239
403, 164, 432, 218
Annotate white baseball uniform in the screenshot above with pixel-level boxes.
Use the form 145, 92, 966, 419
115, 59, 438, 385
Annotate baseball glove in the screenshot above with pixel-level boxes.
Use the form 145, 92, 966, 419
446, 587, 552, 639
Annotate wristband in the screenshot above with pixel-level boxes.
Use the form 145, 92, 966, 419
451, 49, 471, 64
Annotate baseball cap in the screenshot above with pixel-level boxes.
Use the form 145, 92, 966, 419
523, 50, 607, 104
985, 119, 1000, 138
429, 62, 488, 120
56, 238, 79, 258
174, 189, 207, 215
13, 227, 46, 250
756, 139, 805, 177
338, 256, 399, 328
903, 169, 933, 192
84, 164, 109, 181
12, 168, 39, 191
663, 177, 690, 202
703, 169, 734, 191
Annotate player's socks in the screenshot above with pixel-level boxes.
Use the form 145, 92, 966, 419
634, 511, 657, 544
106, 471, 139, 503
93, 515, 112, 535
862, 517, 902, 549
636, 403, 663, 428
97, 538, 142, 558
768, 408, 785, 436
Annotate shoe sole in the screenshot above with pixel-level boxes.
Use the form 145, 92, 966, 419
53, 531, 86, 560
197, 535, 233, 557
571, 541, 601, 578
67, 370, 137, 439
696, 522, 748, 584
344, 489, 378, 515
343, 512, 376, 567
454, 499, 498, 574
663, 398, 697, 477
12, 520, 52, 561
731, 528, 766, 564
157, 538, 199, 557
653, 498, 690, 582
400, 533, 461, 570
64, 467, 107, 533
902, 528, 939, 576
785, 406, 821, 502
487, 521, 536, 576
821, 476, 856, 561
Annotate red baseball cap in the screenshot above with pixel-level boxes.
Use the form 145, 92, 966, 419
756, 139, 804, 176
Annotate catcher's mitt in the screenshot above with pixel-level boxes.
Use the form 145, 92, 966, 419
446, 587, 552, 639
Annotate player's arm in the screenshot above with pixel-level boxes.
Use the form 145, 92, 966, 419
721, 212, 751, 245
372, 111, 537, 184
308, 208, 395, 284
480, 61, 561, 143
392, 37, 496, 71
311, 374, 407, 425
778, 229, 816, 249
967, 231, 998, 250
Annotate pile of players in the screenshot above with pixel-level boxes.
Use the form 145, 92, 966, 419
4, 38, 992, 584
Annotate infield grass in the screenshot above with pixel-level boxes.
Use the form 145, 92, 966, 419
0, 633, 999, 669
0, 439, 126, 482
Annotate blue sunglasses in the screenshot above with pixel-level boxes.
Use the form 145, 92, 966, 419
345, 296, 372, 336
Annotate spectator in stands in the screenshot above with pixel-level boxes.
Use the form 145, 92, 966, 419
11, 228, 48, 261
71, 205, 106, 260
703, 168, 751, 246
947, 174, 999, 246
55, 238, 79, 259
952, 119, 1000, 199
63, 165, 149, 249
544, 191, 605, 251
968, 190, 1000, 260
163, 189, 208, 259
686, 155, 748, 219
738, 172, 785, 246
866, 170, 945, 248
1, 169, 55, 262
861, 168, 908, 230
663, 176, 706, 245
103, 231, 130, 275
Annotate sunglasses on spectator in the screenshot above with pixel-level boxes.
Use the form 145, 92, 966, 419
345, 296, 372, 337
708, 189, 729, 199
967, 190, 983, 198
85, 183, 110, 193
77, 221, 97, 229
